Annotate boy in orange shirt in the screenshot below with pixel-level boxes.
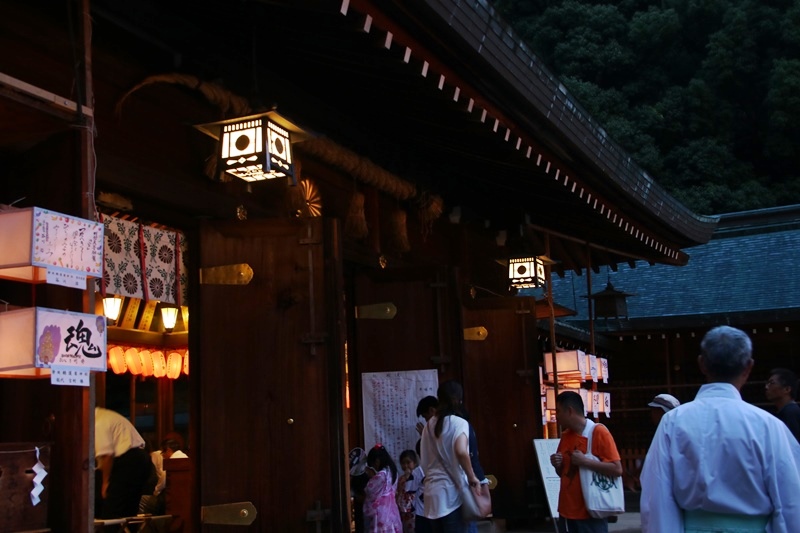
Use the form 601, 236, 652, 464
550, 391, 622, 533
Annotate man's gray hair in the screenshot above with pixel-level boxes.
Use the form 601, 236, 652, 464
700, 325, 753, 380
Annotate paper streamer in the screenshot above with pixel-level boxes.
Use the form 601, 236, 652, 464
30, 446, 48, 506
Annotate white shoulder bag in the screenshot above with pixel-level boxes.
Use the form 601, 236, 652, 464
579, 420, 625, 518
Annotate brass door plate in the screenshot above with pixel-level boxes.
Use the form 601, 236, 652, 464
199, 263, 254, 285
463, 326, 488, 340
201, 501, 257, 525
355, 302, 397, 319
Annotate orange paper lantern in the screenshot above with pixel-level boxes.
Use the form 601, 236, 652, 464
108, 346, 127, 375
139, 350, 154, 377
125, 347, 142, 375
151, 351, 167, 378
167, 352, 182, 379
183, 350, 189, 375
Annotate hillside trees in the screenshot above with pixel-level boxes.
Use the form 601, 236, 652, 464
494, 0, 800, 214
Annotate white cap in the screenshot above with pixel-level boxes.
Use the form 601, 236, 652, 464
648, 393, 680, 413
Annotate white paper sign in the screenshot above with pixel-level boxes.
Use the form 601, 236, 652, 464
533, 438, 561, 520
589, 354, 598, 382
579, 389, 589, 416
36, 308, 107, 371
46, 268, 87, 289
361, 369, 438, 462
32, 207, 103, 278
541, 396, 547, 425
50, 366, 91, 387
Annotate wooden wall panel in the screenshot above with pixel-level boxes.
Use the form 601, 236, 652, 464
461, 305, 542, 523
197, 217, 337, 532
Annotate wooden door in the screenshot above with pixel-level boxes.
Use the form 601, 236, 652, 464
461, 301, 542, 522
198, 217, 347, 532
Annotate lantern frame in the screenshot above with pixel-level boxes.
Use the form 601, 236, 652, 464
195, 110, 312, 185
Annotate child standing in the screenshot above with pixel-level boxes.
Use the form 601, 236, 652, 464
396, 450, 426, 533
364, 444, 403, 533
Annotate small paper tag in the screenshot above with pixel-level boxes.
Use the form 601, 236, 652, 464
50, 366, 91, 387
46, 268, 87, 289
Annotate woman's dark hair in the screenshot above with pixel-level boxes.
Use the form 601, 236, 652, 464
367, 444, 398, 482
434, 380, 464, 438
399, 449, 418, 465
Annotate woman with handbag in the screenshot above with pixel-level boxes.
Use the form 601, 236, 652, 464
419, 380, 482, 533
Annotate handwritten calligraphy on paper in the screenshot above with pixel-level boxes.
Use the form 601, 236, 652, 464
35, 308, 106, 371
361, 370, 438, 462
32, 208, 103, 277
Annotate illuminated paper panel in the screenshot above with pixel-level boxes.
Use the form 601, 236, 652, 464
544, 350, 587, 381
0, 307, 107, 376
0, 207, 103, 285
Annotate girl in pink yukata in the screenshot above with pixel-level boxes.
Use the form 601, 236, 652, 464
363, 444, 403, 533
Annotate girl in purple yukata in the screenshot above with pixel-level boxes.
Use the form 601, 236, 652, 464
363, 444, 403, 533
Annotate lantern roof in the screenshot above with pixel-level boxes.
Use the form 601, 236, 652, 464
193, 109, 314, 144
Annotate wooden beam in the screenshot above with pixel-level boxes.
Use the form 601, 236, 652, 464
107, 328, 189, 348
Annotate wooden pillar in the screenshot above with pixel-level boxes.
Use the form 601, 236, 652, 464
544, 234, 560, 437
76, 1, 95, 530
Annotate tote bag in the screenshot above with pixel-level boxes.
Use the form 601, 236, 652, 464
579, 421, 625, 519
458, 481, 492, 522
434, 434, 492, 522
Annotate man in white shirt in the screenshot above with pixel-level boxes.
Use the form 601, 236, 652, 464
95, 407, 153, 518
641, 326, 800, 532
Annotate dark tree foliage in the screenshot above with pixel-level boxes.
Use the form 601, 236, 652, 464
493, 0, 800, 214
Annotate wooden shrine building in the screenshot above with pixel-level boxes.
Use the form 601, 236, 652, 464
0, 0, 717, 531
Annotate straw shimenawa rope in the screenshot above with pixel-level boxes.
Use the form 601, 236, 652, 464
115, 73, 253, 118
345, 190, 369, 240
295, 137, 417, 201
390, 208, 411, 253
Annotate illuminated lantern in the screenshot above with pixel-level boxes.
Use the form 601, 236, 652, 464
108, 346, 127, 375
544, 350, 587, 382
167, 352, 182, 379
139, 350, 154, 377
151, 351, 167, 378
102, 295, 123, 323
508, 256, 546, 290
182, 350, 189, 376
160, 305, 179, 333
125, 347, 142, 375
195, 111, 310, 184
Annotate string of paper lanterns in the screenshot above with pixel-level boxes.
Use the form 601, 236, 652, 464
107, 345, 189, 379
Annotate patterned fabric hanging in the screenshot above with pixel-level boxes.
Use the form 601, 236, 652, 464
102, 214, 189, 305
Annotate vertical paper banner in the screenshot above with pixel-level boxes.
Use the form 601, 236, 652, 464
361, 369, 438, 462
579, 389, 589, 416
